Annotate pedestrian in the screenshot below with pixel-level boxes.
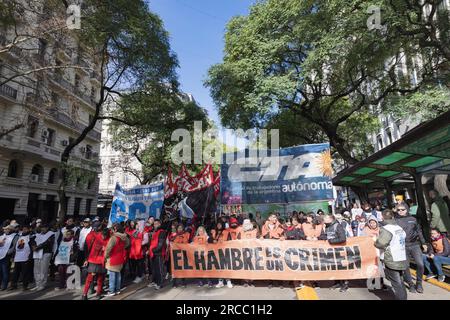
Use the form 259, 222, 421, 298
375, 209, 408, 300
335, 213, 353, 238
429, 190, 450, 236
395, 203, 427, 294
78, 218, 92, 269
210, 221, 226, 243
148, 219, 166, 290
302, 214, 323, 240
284, 219, 305, 240
321, 214, 349, 292
170, 223, 190, 288
361, 217, 380, 237
10, 224, 33, 291
30, 222, 55, 291
423, 228, 450, 283
104, 223, 130, 297
128, 221, 146, 284
190, 226, 213, 288
351, 203, 363, 221
255, 212, 264, 229
0, 224, 19, 290
54, 229, 78, 290
81, 222, 110, 300
261, 213, 285, 240
261, 213, 285, 289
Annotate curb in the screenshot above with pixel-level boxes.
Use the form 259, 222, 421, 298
410, 269, 450, 292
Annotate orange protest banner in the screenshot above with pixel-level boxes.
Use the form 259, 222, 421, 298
171, 237, 380, 281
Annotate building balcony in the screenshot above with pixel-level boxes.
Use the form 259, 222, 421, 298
47, 109, 101, 142
90, 71, 101, 84
50, 72, 74, 93
74, 87, 94, 107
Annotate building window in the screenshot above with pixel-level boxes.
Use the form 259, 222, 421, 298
31, 164, 44, 182
74, 198, 82, 217
26, 116, 39, 138
377, 135, 383, 150
85, 144, 92, 159
386, 128, 393, 145
48, 168, 57, 184
71, 104, 79, 121
85, 199, 92, 214
7, 160, 21, 178
87, 179, 94, 190
46, 128, 55, 146
108, 175, 114, 186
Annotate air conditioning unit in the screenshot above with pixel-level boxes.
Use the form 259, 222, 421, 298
61, 140, 69, 146
30, 174, 39, 183
41, 129, 48, 143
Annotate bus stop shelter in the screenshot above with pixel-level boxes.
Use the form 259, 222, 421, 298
333, 110, 450, 236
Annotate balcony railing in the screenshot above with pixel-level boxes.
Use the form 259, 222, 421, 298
52, 72, 73, 92
0, 84, 18, 100
48, 109, 101, 141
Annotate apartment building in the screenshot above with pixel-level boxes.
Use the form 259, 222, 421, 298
0, 3, 102, 222
99, 92, 197, 195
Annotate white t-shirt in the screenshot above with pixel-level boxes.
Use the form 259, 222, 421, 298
351, 208, 363, 221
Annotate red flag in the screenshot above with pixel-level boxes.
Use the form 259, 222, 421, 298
213, 170, 220, 198
185, 164, 214, 193
164, 166, 178, 198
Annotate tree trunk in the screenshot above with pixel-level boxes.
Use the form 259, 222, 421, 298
57, 161, 69, 220
327, 131, 359, 165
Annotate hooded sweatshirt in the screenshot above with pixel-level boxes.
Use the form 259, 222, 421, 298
105, 232, 130, 272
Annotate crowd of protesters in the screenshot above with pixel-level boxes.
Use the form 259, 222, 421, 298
0, 189, 448, 300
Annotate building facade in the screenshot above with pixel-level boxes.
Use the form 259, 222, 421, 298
0, 3, 102, 222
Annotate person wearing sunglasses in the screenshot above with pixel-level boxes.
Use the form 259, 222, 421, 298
395, 203, 427, 294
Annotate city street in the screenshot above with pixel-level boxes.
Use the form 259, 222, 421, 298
0, 276, 448, 300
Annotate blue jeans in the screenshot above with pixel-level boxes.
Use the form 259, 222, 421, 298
108, 271, 121, 293
0, 257, 10, 289
423, 254, 450, 276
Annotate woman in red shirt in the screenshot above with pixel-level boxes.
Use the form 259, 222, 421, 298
81, 222, 110, 300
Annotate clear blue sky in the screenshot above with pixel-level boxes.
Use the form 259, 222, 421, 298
148, 0, 255, 129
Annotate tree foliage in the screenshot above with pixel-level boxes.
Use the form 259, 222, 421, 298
206, 0, 449, 164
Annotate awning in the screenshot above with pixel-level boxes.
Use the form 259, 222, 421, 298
333, 111, 450, 189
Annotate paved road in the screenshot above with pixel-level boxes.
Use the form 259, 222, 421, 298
121, 278, 449, 300
0, 278, 448, 300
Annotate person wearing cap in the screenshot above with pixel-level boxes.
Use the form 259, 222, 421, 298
10, 225, 33, 290
78, 218, 92, 269
29, 222, 55, 291
81, 221, 110, 300
0, 224, 19, 290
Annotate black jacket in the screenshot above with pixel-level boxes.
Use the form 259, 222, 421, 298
285, 227, 306, 240
322, 220, 346, 244
29, 232, 55, 255
152, 229, 166, 256
395, 215, 425, 247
